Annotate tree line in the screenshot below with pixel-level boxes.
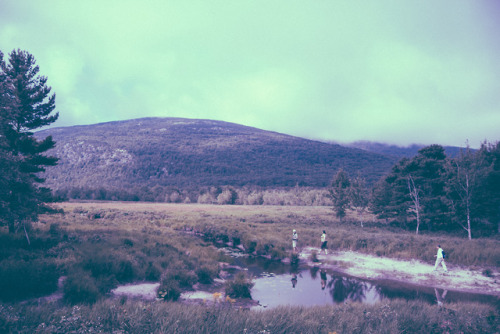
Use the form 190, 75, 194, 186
331, 144, 500, 238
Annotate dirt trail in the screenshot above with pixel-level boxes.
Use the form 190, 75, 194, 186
300, 247, 499, 297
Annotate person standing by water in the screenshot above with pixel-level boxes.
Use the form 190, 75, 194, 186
292, 229, 298, 252
320, 230, 328, 255
433, 245, 448, 272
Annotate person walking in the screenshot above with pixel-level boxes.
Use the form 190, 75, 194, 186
320, 230, 328, 255
292, 229, 298, 252
433, 245, 448, 272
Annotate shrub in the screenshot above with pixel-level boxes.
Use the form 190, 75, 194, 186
158, 278, 181, 301
245, 240, 258, 254
160, 268, 197, 289
482, 269, 493, 277
310, 250, 319, 262
49, 223, 63, 238
115, 259, 135, 282
0, 259, 59, 302
145, 262, 161, 281
82, 252, 136, 284
122, 238, 134, 247
64, 270, 100, 305
196, 266, 217, 284
225, 272, 254, 299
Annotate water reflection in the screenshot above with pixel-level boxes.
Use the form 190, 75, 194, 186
328, 276, 371, 303
231, 252, 498, 309
291, 273, 298, 288
320, 269, 327, 290
250, 266, 385, 308
435, 288, 448, 307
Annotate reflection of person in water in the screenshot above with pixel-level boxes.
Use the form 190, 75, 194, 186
320, 269, 327, 290
291, 273, 298, 288
434, 288, 448, 307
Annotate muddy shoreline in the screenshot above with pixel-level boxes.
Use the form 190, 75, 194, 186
298, 247, 499, 298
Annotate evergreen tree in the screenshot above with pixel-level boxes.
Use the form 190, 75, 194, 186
406, 145, 448, 231
0, 49, 59, 237
370, 158, 411, 224
0, 50, 16, 221
484, 142, 500, 233
472, 142, 500, 234
371, 145, 449, 232
329, 169, 351, 220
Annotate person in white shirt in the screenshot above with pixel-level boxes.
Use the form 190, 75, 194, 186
320, 230, 328, 254
292, 229, 298, 252
433, 245, 448, 272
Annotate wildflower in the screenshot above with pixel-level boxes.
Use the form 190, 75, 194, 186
213, 292, 222, 302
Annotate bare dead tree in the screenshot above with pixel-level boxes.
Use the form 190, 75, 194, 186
453, 160, 473, 240
407, 175, 421, 235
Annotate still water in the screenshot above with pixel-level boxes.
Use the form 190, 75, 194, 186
232, 256, 498, 309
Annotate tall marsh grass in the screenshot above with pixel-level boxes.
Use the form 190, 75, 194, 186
1, 298, 497, 333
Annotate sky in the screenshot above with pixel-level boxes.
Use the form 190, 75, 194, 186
1, 1, 499, 148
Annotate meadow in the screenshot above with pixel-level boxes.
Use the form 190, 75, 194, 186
0, 201, 498, 333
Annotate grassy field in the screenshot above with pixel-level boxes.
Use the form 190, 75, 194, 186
45, 201, 500, 267
0, 201, 498, 333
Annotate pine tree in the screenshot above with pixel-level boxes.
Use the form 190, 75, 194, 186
370, 158, 411, 225
472, 142, 500, 235
370, 145, 448, 233
0, 49, 59, 238
410, 145, 448, 231
329, 169, 351, 221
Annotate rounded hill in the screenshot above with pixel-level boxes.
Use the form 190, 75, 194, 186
37, 117, 396, 191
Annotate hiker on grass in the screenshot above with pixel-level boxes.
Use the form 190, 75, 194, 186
320, 230, 328, 255
292, 229, 298, 252
433, 245, 448, 272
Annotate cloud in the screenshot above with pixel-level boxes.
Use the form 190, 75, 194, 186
1, 0, 499, 147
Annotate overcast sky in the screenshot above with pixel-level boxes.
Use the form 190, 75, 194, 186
1, 1, 499, 147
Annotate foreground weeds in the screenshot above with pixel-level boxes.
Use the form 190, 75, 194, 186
0, 298, 497, 334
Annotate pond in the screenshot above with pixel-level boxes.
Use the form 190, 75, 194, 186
231, 256, 499, 309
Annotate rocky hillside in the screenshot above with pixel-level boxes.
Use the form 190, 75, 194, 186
36, 118, 397, 192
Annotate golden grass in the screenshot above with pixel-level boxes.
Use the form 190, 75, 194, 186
39, 201, 500, 267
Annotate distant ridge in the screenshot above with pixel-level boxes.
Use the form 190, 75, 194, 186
36, 117, 397, 192
344, 141, 465, 159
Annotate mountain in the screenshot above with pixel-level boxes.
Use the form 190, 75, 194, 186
345, 141, 465, 159
35, 118, 397, 193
